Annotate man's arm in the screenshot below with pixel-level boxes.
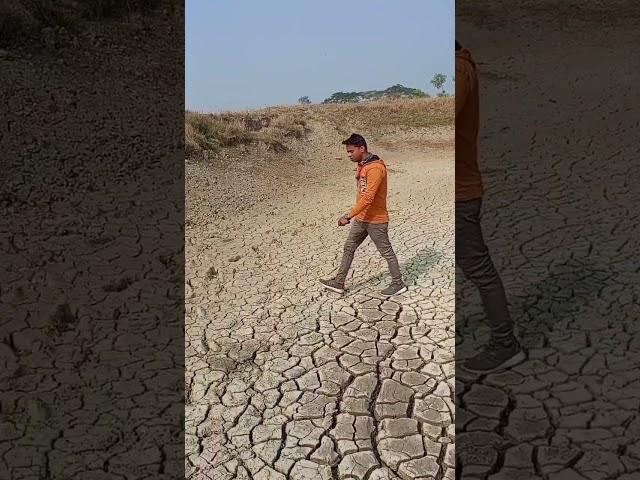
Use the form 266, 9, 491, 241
455, 57, 473, 117
347, 166, 384, 219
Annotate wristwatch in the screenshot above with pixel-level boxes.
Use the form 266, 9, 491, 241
342, 213, 351, 221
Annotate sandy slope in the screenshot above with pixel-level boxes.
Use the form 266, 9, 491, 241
185, 130, 455, 479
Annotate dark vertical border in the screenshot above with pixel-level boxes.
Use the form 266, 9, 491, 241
0, 2, 184, 478
456, 2, 640, 478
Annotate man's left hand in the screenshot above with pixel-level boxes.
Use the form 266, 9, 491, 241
338, 216, 350, 227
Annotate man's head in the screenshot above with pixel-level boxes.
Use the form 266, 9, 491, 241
342, 133, 368, 162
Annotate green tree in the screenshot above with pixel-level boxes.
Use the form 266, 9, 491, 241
298, 96, 311, 104
323, 92, 360, 104
430, 73, 447, 95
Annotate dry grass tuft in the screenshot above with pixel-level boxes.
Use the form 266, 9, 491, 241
185, 110, 311, 155
313, 97, 453, 132
185, 97, 453, 158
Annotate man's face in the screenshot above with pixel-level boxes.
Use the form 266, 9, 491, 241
346, 145, 366, 162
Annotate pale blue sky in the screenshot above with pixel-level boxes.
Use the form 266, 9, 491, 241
186, 1, 454, 112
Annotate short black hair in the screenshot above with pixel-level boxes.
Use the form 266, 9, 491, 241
342, 133, 367, 150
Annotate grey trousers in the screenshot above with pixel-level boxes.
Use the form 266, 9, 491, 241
335, 220, 403, 285
456, 198, 515, 346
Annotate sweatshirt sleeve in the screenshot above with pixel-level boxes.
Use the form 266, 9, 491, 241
455, 57, 473, 117
348, 166, 384, 219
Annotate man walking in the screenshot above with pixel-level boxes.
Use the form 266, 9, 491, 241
456, 41, 525, 373
320, 134, 408, 296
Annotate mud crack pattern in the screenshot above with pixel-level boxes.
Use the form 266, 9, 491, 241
186, 145, 454, 480
456, 5, 640, 479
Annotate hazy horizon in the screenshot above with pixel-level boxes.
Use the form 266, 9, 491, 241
186, 1, 455, 112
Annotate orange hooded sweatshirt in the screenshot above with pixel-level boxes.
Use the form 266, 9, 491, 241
348, 155, 389, 224
456, 47, 484, 201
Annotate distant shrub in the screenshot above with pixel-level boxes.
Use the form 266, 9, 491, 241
323, 85, 428, 103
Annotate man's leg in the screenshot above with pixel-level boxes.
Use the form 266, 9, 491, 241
333, 220, 368, 286
456, 199, 523, 371
368, 223, 407, 294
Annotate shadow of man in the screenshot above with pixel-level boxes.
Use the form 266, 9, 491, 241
347, 246, 443, 293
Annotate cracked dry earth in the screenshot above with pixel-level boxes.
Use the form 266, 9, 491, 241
1, 10, 183, 479
456, 4, 640, 480
185, 139, 455, 479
